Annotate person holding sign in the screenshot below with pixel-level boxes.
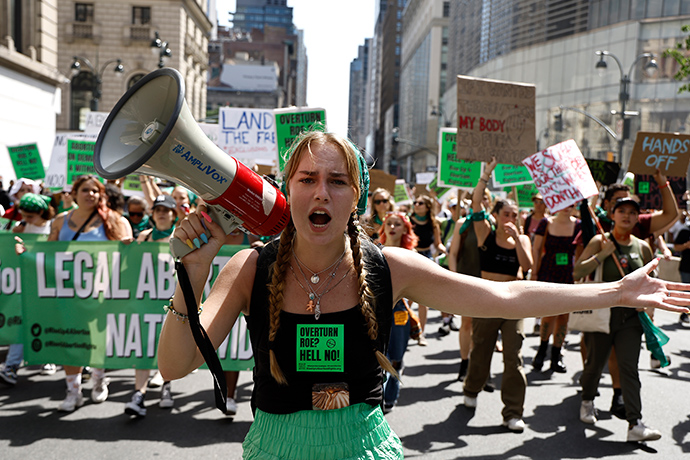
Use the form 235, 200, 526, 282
49, 175, 132, 412
159, 132, 689, 458
573, 197, 661, 442
463, 157, 533, 432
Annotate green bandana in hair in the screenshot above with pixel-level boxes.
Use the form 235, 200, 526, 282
19, 193, 50, 213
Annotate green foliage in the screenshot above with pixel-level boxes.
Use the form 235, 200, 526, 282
664, 25, 690, 93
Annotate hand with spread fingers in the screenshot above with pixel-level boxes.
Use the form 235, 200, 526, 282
619, 258, 690, 313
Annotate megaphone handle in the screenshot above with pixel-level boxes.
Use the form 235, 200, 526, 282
169, 204, 244, 259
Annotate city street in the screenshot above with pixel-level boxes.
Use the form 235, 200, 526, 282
1, 308, 689, 459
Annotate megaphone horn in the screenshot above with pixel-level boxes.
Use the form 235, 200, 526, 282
94, 68, 290, 257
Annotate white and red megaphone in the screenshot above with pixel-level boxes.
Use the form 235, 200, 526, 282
94, 68, 290, 257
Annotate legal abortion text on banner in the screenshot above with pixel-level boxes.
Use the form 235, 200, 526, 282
456, 76, 536, 165
0, 236, 254, 371
628, 131, 690, 176
274, 107, 327, 171
522, 139, 598, 213
6, 143, 45, 181
218, 107, 278, 166
437, 128, 482, 189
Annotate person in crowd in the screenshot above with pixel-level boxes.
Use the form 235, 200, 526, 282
123, 194, 179, 417
448, 189, 492, 381
139, 174, 163, 210
523, 193, 548, 334
530, 205, 581, 373
0, 193, 56, 385
671, 213, 690, 325
437, 197, 461, 335
363, 187, 395, 242
105, 183, 126, 215
171, 186, 195, 220
3, 178, 41, 228
124, 195, 152, 239
379, 211, 418, 413
55, 185, 78, 214
409, 194, 445, 345
157, 131, 688, 458
48, 175, 131, 412
0, 175, 11, 210
573, 197, 662, 442
463, 158, 533, 432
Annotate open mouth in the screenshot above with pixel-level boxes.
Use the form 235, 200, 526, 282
309, 210, 331, 228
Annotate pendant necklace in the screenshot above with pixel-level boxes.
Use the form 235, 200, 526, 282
290, 258, 351, 320
293, 248, 346, 284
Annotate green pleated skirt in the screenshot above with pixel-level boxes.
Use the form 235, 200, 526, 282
242, 403, 404, 460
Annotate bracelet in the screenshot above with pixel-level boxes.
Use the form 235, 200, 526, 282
479, 177, 488, 184
659, 181, 670, 190
163, 295, 203, 323
593, 254, 601, 265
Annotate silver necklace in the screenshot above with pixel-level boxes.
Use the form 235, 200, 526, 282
292, 248, 346, 284
290, 262, 351, 320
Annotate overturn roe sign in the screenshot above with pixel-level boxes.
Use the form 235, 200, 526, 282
522, 139, 598, 213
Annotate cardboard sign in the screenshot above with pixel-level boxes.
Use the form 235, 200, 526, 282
634, 174, 686, 211
493, 163, 533, 187
369, 168, 397, 196
6, 143, 45, 180
522, 139, 598, 213
586, 159, 620, 186
437, 128, 482, 189
456, 76, 536, 165
628, 131, 690, 176
218, 108, 278, 167
274, 107, 327, 171
44, 132, 97, 192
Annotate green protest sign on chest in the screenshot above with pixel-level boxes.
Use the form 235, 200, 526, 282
296, 324, 344, 372
437, 128, 482, 189
7, 143, 45, 180
274, 108, 327, 171
67, 139, 103, 185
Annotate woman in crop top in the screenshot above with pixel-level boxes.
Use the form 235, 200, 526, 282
464, 157, 533, 433
158, 133, 688, 459
48, 175, 131, 413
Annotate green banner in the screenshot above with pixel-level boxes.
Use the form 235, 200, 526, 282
428, 175, 451, 200
493, 163, 533, 186
7, 143, 45, 180
274, 108, 327, 171
0, 239, 253, 371
504, 183, 539, 209
438, 129, 482, 189
394, 179, 412, 204
66, 139, 103, 185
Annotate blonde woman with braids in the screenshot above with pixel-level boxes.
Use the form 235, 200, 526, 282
159, 132, 690, 458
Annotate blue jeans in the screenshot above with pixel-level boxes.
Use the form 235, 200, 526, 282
384, 301, 410, 406
5, 344, 23, 368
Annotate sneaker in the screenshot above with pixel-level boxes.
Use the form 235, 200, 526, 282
627, 420, 662, 442
502, 418, 526, 432
483, 381, 496, 393
41, 363, 57, 375
0, 364, 18, 386
580, 400, 597, 424
438, 324, 451, 336
159, 382, 174, 409
225, 396, 238, 416
610, 393, 626, 420
463, 395, 477, 408
124, 391, 147, 417
417, 334, 428, 346
58, 391, 84, 412
382, 403, 394, 414
149, 370, 164, 388
91, 376, 110, 403
448, 317, 460, 331
680, 312, 690, 325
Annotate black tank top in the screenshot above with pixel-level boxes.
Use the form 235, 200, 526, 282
412, 218, 434, 249
246, 238, 393, 414
479, 231, 521, 277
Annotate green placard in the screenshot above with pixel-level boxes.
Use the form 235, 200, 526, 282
438, 129, 482, 189
122, 174, 143, 193
428, 175, 451, 199
394, 179, 412, 204
493, 163, 533, 186
7, 143, 45, 180
274, 108, 327, 171
638, 181, 650, 194
504, 183, 539, 209
66, 139, 103, 185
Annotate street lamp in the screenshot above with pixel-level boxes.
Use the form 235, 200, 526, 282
594, 50, 658, 175
150, 31, 172, 68
70, 56, 124, 111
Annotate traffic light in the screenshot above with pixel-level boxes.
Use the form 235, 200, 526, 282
554, 113, 563, 132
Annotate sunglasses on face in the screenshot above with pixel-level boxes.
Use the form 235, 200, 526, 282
128, 212, 144, 218
414, 201, 426, 206
374, 199, 388, 205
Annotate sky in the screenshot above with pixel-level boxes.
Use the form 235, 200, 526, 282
215, 0, 377, 136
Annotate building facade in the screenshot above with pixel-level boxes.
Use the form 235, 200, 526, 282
56, 0, 213, 131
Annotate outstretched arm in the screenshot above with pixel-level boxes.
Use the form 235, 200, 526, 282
384, 247, 690, 319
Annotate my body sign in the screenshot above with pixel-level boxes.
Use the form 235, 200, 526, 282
522, 139, 598, 213
20, 241, 253, 370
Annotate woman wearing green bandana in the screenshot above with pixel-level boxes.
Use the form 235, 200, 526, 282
125, 195, 152, 239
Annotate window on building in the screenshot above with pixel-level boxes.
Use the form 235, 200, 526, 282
75, 3, 94, 22
443, 1, 450, 17
70, 71, 94, 130
132, 6, 151, 25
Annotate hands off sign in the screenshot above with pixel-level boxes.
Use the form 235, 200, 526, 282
628, 132, 690, 176
456, 76, 536, 165
522, 140, 598, 213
